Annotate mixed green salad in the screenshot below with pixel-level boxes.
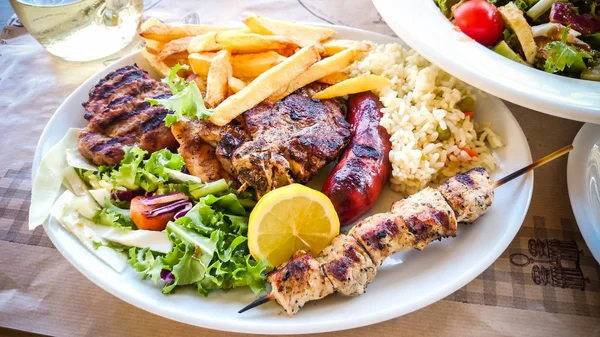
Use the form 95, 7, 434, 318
434, 0, 600, 80
30, 129, 268, 296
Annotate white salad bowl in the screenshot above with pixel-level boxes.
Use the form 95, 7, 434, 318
32, 25, 533, 334
372, 0, 600, 123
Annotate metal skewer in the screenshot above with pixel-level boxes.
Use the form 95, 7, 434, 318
492, 144, 573, 189
239, 144, 574, 314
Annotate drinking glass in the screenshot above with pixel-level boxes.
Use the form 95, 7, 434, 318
9, 0, 144, 62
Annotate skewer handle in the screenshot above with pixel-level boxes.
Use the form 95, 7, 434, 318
492, 144, 573, 189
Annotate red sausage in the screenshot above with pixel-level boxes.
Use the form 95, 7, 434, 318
322, 91, 391, 226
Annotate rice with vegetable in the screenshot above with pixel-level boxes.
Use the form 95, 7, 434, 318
348, 43, 503, 194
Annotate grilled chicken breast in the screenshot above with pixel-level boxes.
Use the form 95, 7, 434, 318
78, 65, 178, 166
316, 234, 376, 296
438, 167, 494, 223
268, 251, 334, 316
170, 120, 245, 182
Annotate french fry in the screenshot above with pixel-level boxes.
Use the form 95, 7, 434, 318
141, 48, 172, 77
317, 72, 350, 85
205, 50, 232, 108
140, 23, 241, 42
266, 48, 356, 104
157, 36, 192, 61
186, 74, 207, 93
311, 75, 390, 99
228, 77, 247, 94
210, 45, 321, 126
190, 51, 285, 78
213, 31, 299, 54
144, 40, 165, 55
230, 51, 287, 78
187, 32, 221, 53
322, 39, 373, 56
188, 52, 216, 76
141, 17, 161, 31
243, 16, 336, 43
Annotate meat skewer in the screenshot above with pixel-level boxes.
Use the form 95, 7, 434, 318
239, 144, 573, 316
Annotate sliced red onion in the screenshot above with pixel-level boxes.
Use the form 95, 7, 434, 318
111, 189, 145, 201
139, 192, 188, 206
174, 202, 193, 219
160, 269, 175, 283
550, 2, 600, 35
142, 199, 189, 217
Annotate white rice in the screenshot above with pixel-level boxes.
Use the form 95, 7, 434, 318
347, 43, 503, 195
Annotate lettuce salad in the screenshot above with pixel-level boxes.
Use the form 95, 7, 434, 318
31, 130, 268, 296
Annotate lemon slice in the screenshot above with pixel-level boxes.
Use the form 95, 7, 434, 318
248, 184, 340, 267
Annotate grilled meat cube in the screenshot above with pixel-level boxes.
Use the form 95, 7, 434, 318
78, 65, 178, 166
349, 213, 410, 266
437, 168, 493, 223
316, 235, 376, 296
350, 188, 457, 266
171, 119, 248, 182
233, 84, 351, 197
268, 251, 334, 316
390, 187, 458, 246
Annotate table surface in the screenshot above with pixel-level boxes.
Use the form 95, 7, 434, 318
1, 1, 599, 337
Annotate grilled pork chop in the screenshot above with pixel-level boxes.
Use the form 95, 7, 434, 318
174, 84, 351, 197
78, 65, 178, 166
234, 84, 351, 196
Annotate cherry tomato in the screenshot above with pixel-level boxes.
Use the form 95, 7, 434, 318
454, 0, 504, 46
130, 196, 175, 231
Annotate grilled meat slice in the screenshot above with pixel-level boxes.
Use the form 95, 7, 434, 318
171, 121, 233, 182
438, 168, 494, 223
316, 234, 376, 296
78, 65, 178, 166
232, 84, 351, 197
268, 251, 334, 316
350, 188, 457, 266
170, 119, 248, 182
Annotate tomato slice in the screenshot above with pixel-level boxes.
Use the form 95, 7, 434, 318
454, 0, 504, 46
130, 196, 175, 231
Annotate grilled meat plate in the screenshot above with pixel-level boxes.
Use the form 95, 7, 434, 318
78, 65, 178, 166
233, 84, 351, 197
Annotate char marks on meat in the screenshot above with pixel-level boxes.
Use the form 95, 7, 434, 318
233, 83, 351, 197
78, 65, 178, 166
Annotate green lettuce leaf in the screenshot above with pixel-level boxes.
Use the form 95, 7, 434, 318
128, 192, 267, 296
146, 64, 213, 127
97, 147, 187, 193
128, 247, 164, 283
93, 197, 136, 229
544, 27, 591, 73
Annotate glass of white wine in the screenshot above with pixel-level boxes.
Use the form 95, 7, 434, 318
9, 0, 144, 62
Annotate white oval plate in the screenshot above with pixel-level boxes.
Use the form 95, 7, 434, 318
372, 0, 600, 124
567, 123, 600, 263
32, 25, 533, 334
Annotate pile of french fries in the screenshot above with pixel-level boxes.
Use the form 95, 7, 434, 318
140, 16, 389, 126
